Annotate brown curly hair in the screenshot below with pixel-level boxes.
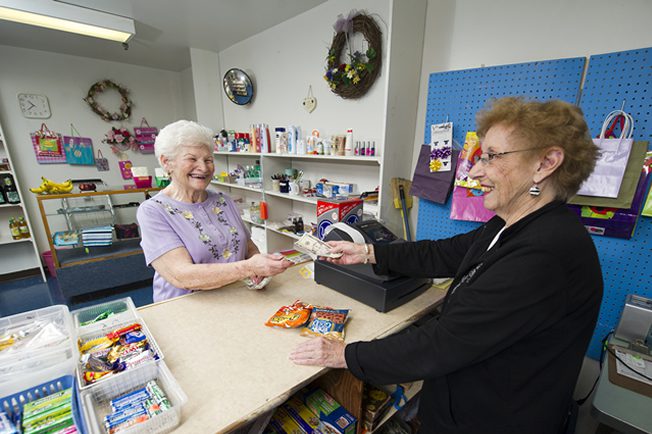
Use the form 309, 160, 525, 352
475, 97, 598, 201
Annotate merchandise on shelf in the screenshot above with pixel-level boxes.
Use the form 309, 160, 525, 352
1, 174, 20, 204
17, 217, 30, 239
316, 198, 363, 239
8, 218, 21, 240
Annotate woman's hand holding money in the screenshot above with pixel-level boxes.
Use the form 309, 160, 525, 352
323, 241, 375, 265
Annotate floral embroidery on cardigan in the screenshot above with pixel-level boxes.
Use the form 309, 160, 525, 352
153, 193, 240, 260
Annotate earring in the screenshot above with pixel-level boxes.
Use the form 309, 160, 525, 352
529, 184, 541, 196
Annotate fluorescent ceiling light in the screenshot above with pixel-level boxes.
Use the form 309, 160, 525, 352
0, 0, 135, 43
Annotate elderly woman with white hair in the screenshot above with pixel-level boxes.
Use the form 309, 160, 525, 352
137, 120, 292, 302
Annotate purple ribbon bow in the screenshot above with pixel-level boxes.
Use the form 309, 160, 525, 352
333, 9, 357, 34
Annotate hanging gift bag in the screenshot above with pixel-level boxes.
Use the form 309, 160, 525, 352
134, 118, 158, 154
577, 110, 634, 198
63, 124, 95, 165
569, 164, 650, 239
119, 160, 133, 179
450, 131, 495, 222
410, 145, 458, 204
30, 123, 66, 164
95, 149, 109, 172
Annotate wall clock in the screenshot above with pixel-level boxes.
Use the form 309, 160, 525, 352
17, 93, 51, 119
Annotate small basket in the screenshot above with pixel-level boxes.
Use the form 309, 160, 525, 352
76, 317, 164, 391
81, 362, 187, 434
1, 375, 88, 434
133, 176, 152, 188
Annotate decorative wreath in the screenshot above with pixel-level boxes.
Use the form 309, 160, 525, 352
324, 12, 382, 99
84, 79, 132, 122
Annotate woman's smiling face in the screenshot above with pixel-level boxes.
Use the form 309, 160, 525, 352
166, 144, 215, 193
468, 124, 540, 221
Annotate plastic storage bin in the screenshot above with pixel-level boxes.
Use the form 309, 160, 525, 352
76, 317, 164, 391
0, 375, 87, 434
71, 297, 138, 335
0, 305, 77, 397
81, 362, 187, 434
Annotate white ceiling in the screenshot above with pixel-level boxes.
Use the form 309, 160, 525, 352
0, 0, 328, 71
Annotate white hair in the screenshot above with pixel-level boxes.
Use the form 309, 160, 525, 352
155, 120, 214, 168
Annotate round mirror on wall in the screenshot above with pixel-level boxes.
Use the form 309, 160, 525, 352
223, 68, 254, 105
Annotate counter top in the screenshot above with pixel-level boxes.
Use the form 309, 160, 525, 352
138, 266, 446, 433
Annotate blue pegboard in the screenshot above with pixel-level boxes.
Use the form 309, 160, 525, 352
417, 58, 585, 241
579, 47, 652, 359
580, 47, 652, 143
417, 50, 652, 361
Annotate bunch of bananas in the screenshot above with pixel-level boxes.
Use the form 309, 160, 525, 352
30, 177, 74, 195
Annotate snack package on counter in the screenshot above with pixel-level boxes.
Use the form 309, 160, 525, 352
300, 307, 349, 341
265, 300, 312, 328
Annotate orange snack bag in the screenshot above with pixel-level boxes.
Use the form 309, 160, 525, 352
265, 300, 312, 328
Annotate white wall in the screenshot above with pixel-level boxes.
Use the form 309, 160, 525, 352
189, 48, 223, 130
380, 0, 428, 236
218, 0, 391, 148
0, 44, 189, 254
180, 66, 198, 122
410, 0, 652, 234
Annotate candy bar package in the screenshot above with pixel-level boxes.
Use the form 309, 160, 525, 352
265, 300, 312, 329
300, 307, 350, 341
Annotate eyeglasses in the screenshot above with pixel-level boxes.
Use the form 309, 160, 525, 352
478, 147, 544, 165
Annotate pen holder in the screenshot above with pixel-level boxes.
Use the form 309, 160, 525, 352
272, 179, 281, 192
279, 180, 289, 193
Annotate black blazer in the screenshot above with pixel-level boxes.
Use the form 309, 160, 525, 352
345, 201, 603, 434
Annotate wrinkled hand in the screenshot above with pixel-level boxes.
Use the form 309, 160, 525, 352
321, 241, 366, 265
289, 337, 347, 368
247, 253, 292, 277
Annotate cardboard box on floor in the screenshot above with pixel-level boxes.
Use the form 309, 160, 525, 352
608, 343, 652, 398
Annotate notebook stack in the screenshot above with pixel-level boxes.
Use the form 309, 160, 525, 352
81, 226, 114, 247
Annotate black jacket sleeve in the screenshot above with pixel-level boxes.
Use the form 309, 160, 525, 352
346, 244, 567, 385
372, 225, 486, 278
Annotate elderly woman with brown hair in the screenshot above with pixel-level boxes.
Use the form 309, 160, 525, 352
290, 98, 603, 434
137, 120, 292, 302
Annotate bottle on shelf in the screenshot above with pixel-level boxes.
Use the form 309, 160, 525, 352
9, 218, 21, 240
2, 174, 20, 204
17, 217, 30, 239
